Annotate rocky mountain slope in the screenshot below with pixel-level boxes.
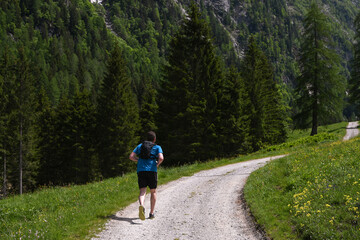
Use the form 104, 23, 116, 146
184, 0, 359, 83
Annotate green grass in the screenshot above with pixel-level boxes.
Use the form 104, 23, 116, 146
0, 122, 351, 239
244, 122, 360, 239
0, 154, 269, 240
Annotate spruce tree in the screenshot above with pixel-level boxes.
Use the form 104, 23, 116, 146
295, 2, 345, 135
139, 77, 158, 133
35, 88, 56, 186
52, 97, 74, 185
0, 46, 20, 195
0, 73, 6, 197
8, 46, 37, 194
97, 44, 140, 178
158, 1, 225, 164
241, 37, 287, 150
0, 48, 13, 197
241, 37, 266, 151
218, 66, 249, 155
350, 12, 360, 115
71, 90, 99, 183
260, 54, 288, 145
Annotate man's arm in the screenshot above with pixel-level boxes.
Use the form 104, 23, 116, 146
157, 153, 164, 168
129, 152, 138, 163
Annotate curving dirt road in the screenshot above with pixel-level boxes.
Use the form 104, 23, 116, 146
93, 155, 286, 240
93, 122, 358, 240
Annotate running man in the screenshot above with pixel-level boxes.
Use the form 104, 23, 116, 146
129, 131, 164, 220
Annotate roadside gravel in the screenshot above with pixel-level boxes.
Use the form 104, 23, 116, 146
93, 155, 286, 240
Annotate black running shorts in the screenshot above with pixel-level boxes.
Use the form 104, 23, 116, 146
137, 171, 157, 189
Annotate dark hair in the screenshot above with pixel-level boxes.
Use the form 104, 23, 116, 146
146, 131, 156, 142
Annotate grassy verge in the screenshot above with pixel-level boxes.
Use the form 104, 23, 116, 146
0, 153, 275, 240
244, 122, 360, 239
0, 122, 349, 239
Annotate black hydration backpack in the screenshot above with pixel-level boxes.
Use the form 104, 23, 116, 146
139, 141, 156, 159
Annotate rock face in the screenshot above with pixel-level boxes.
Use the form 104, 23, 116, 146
89, 0, 102, 4
205, 0, 230, 13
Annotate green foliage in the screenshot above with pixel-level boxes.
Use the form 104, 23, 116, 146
0, 0, 357, 195
0, 0, 112, 103
245, 135, 360, 239
97, 45, 140, 178
266, 132, 337, 152
217, 66, 249, 155
0, 44, 38, 195
241, 37, 288, 151
295, 2, 346, 135
265, 122, 347, 152
139, 78, 158, 133
35, 89, 99, 186
231, 0, 356, 85
69, 90, 99, 183
158, 2, 226, 164
104, 0, 182, 98
350, 12, 360, 116
35, 88, 56, 186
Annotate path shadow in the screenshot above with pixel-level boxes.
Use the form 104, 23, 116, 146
108, 215, 142, 225
328, 127, 344, 132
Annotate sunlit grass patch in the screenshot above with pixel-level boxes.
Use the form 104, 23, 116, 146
245, 134, 360, 239
264, 122, 347, 152
0, 174, 139, 240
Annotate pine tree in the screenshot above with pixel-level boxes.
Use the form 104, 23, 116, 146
241, 36, 287, 150
241, 37, 266, 151
0, 47, 14, 197
72, 90, 99, 183
0, 71, 6, 198
97, 44, 140, 178
295, 2, 345, 135
139, 77, 158, 133
157, 1, 225, 164
35, 88, 56, 186
7, 46, 37, 194
350, 12, 360, 115
260, 54, 288, 145
217, 66, 249, 155
55, 97, 76, 184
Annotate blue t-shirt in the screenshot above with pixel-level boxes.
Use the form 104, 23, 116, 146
133, 143, 163, 172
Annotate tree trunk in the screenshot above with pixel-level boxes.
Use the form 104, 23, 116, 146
19, 119, 23, 195
311, 95, 318, 136
2, 152, 6, 198
311, 23, 318, 136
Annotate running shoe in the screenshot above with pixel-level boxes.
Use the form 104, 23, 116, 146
139, 205, 145, 220
149, 213, 155, 219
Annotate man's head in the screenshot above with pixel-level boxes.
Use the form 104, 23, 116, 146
146, 131, 156, 142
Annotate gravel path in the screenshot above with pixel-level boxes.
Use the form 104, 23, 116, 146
343, 121, 359, 141
93, 155, 286, 240
93, 122, 359, 240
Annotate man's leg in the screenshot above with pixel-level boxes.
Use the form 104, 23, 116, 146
150, 188, 157, 214
138, 187, 147, 220
139, 187, 147, 206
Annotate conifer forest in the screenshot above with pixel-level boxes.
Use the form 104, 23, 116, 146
1, 0, 360, 196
